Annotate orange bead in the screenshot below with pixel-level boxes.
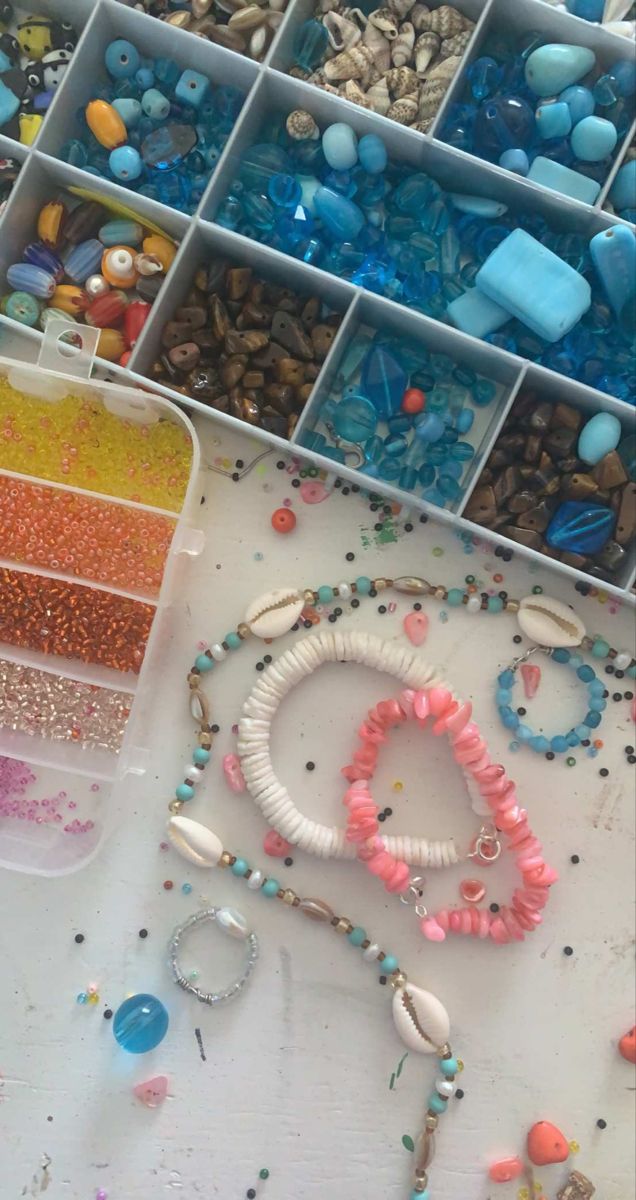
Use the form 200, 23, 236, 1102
85, 100, 127, 150
619, 1025, 636, 1064
101, 246, 138, 289
97, 327, 127, 362
401, 387, 425, 414
271, 507, 296, 534
142, 235, 176, 273
52, 285, 89, 314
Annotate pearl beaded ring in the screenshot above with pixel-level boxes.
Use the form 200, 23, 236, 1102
168, 908, 258, 1007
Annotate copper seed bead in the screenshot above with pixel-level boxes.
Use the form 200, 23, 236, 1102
335, 918, 353, 933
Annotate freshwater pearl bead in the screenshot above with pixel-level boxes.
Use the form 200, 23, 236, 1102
436, 1078, 455, 1098
184, 765, 203, 782
247, 870, 264, 889
362, 942, 381, 962
211, 643, 228, 661
338, 582, 352, 601
466, 595, 481, 613
614, 651, 632, 670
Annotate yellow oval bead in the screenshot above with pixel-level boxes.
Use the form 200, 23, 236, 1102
97, 327, 126, 362
142, 235, 176, 273
85, 99, 127, 150
51, 285, 88, 315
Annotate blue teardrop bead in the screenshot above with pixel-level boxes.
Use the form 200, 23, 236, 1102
360, 346, 408, 420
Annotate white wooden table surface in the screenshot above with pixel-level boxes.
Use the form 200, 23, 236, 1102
1, 408, 634, 1200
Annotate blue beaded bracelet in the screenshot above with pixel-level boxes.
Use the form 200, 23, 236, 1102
496, 648, 605, 755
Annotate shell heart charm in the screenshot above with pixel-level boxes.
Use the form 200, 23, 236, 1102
527, 1120, 570, 1166
520, 663, 541, 698
133, 1075, 168, 1108
517, 596, 585, 648
392, 983, 450, 1054
619, 1025, 636, 1064
403, 610, 429, 646
263, 830, 293, 857
244, 588, 304, 638
166, 816, 223, 867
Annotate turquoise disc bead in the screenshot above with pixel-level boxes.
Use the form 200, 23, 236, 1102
226, 632, 241, 650
447, 588, 464, 606
262, 878, 279, 896
355, 576, 372, 595
381, 954, 398, 973
348, 926, 366, 947
193, 748, 210, 765
317, 585, 334, 603
428, 1093, 448, 1114
195, 653, 214, 673
176, 783, 194, 801
231, 858, 249, 876
440, 1056, 458, 1076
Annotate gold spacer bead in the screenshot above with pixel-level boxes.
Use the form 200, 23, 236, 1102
168, 799, 184, 814
425, 1115, 438, 1131
281, 889, 298, 905
219, 852, 234, 867
374, 578, 392, 590
389, 971, 407, 990
439, 1043, 452, 1058
187, 672, 200, 688
237, 622, 250, 639
505, 598, 520, 613
334, 917, 353, 934
303, 588, 316, 603
199, 735, 212, 750
434, 586, 447, 600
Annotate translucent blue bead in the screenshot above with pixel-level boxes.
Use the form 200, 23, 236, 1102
566, 0, 604, 17
496, 688, 513, 705
60, 139, 89, 167
585, 712, 602, 729
500, 706, 519, 729
399, 466, 418, 490
293, 19, 328, 71
456, 409, 474, 434
315, 187, 364, 241
546, 501, 615, 555
243, 192, 276, 230
64, 239, 103, 283
567, 731, 580, 747
383, 433, 408, 458
109, 145, 143, 182
393, 173, 437, 215
358, 133, 387, 175
551, 735, 569, 753
577, 665, 595, 682
569, 655, 583, 670
378, 458, 401, 481
136, 66, 155, 91
420, 198, 451, 238
473, 95, 535, 160
332, 393, 377, 443
498, 669, 514, 687
154, 57, 181, 89
468, 56, 501, 101
575, 723, 591, 740
417, 463, 435, 488
176, 69, 210, 110
593, 73, 620, 108
450, 441, 475, 462
105, 39, 140, 79
611, 59, 636, 98
414, 413, 445, 444
587, 697, 606, 712
267, 173, 301, 209
113, 994, 169, 1054
361, 345, 407, 419
438, 473, 462, 501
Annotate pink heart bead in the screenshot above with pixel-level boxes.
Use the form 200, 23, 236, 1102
421, 917, 446, 941
403, 610, 429, 646
133, 1076, 168, 1107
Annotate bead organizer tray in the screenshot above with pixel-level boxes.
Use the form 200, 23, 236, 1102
0, 330, 202, 875
0, 0, 632, 606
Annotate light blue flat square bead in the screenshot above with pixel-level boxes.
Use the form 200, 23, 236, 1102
475, 228, 592, 343
447, 287, 511, 339
527, 156, 601, 205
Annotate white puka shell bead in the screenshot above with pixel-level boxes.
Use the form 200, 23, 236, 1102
393, 984, 450, 1054
245, 588, 304, 638
217, 907, 249, 939
517, 595, 585, 648
167, 816, 223, 867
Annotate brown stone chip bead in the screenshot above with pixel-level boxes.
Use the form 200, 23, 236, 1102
151, 260, 343, 437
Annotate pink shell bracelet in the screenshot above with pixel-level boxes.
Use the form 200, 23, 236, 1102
341, 685, 557, 946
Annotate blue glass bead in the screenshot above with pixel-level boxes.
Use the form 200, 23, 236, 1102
136, 64, 155, 91
500, 706, 520, 730
575, 723, 591, 739
6, 264, 55, 300
99, 219, 143, 247
361, 345, 407, 420
193, 748, 210, 765
473, 379, 497, 407
438, 474, 462, 501
293, 19, 328, 71
499, 148, 530, 175
585, 711, 602, 728
358, 133, 387, 175
467, 56, 501, 101
262, 879, 279, 897
348, 926, 366, 947
176, 69, 210, 110
109, 145, 143, 182
525, 44, 596, 98
356, 576, 372, 595
113, 994, 169, 1054
577, 664, 595, 683
428, 1093, 448, 1115
559, 85, 595, 126
23, 242, 62, 277
447, 588, 464, 606
611, 59, 636, 98
551, 735, 569, 753
593, 73, 620, 107
322, 123, 358, 172
589, 678, 606, 695
332, 393, 377, 443
567, 731, 580, 746
3, 292, 40, 326
64, 239, 103, 283
517, 724, 533, 741
314, 187, 364, 241
60, 139, 89, 167
378, 458, 401, 481
496, 688, 513, 705
112, 98, 142, 129
77, 992, 89, 1005
243, 192, 276, 230
571, 116, 617, 162
417, 464, 435, 488
142, 88, 170, 121
473, 96, 535, 161
590, 225, 636, 319
546, 500, 615, 554
530, 735, 550, 753
570, 655, 583, 671
105, 39, 140, 79
226, 632, 241, 650
455, 409, 474, 436
488, 596, 504, 613
381, 955, 398, 973
232, 858, 249, 876
450, 442, 475, 462
398, 466, 417, 490
0, 78, 20, 126
267, 173, 301, 209
414, 413, 445, 444
420, 198, 451, 238
140, 123, 196, 172
587, 697, 606, 712
393, 173, 437, 215
154, 57, 181, 89
383, 433, 408, 458
552, 649, 571, 663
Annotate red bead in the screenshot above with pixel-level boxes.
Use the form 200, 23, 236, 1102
163, 880, 173, 890
119, 351, 132, 367
85, 290, 127, 329
401, 388, 425, 414
124, 299, 152, 348
271, 507, 296, 534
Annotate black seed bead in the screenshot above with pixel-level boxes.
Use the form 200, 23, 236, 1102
284, 857, 293, 867
575, 581, 590, 596
351, 599, 360, 609
455, 1089, 464, 1099
378, 605, 387, 614
74, 933, 85, 944
413, 602, 422, 611
236, 460, 244, 469
138, 929, 148, 939
626, 746, 635, 755
346, 552, 355, 561
211, 724, 220, 734
369, 588, 377, 597
419, 514, 428, 524
306, 761, 315, 771
546, 751, 555, 761
563, 945, 574, 956
596, 1119, 607, 1129
489, 903, 500, 913
404, 523, 413, 532
256, 661, 264, 671
374, 523, 383, 532
351, 484, 360, 493
582, 739, 591, 747
276, 461, 285, 470
378, 812, 386, 822
303, 619, 313, 628
517, 707, 526, 716
513, 635, 522, 644
384, 807, 393, 816
605, 665, 614, 674
231, 472, 240, 482
342, 487, 350, 496
247, 1190, 256, 1199
379, 976, 387, 985
628, 755, 636, 765
103, 1009, 113, 1020
615, 669, 625, 679
334, 479, 342, 489
334, 607, 342, 616
494, 546, 503, 558
625, 692, 634, 701
570, 855, 580, 864
291, 623, 299, 632
328, 613, 336, 623
502, 551, 512, 562
599, 768, 609, 777
370, 503, 379, 512
291, 479, 300, 488
264, 655, 272, 663
383, 505, 392, 515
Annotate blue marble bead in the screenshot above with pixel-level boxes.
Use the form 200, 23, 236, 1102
64, 239, 103, 283
566, 0, 604, 18
571, 115, 618, 162
468, 56, 501, 101
585, 711, 602, 728
577, 411, 622, 465
525, 44, 596, 98
109, 144, 143, 182
473, 95, 535, 160
360, 345, 407, 420
499, 148, 530, 175
358, 134, 387, 175
141, 88, 170, 120
105, 39, 140, 79
611, 59, 636, 98
609, 160, 636, 214
536, 101, 572, 140
314, 187, 364, 241
496, 687, 513, 705
322, 123, 358, 171
113, 994, 169, 1054
590, 225, 636, 318
559, 85, 595, 126
546, 500, 615, 554
294, 19, 328, 71
176, 69, 210, 110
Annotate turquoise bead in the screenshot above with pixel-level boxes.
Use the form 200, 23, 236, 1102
358, 134, 387, 175
569, 655, 583, 669
570, 115, 617, 163
195, 653, 214, 673
610, 160, 636, 213
628, 665, 636, 679
226, 632, 241, 650
578, 413, 622, 466
575, 723, 591, 739
381, 955, 398, 973
585, 712, 602, 728
348, 926, 366, 947
176, 783, 194, 802
262, 878, 279, 897
530, 735, 550, 753
527, 157, 601, 205
322, 123, 358, 172
591, 638, 609, 658
440, 1056, 458, 1076
525, 44, 596, 98
496, 688, 512, 705
447, 588, 464, 606
428, 1093, 448, 1114
497, 670, 514, 687
588, 697, 606, 712
577, 665, 595, 682
355, 576, 372, 595
193, 748, 210, 765
536, 101, 572, 140
559, 85, 595, 125
317, 585, 334, 603
231, 858, 249, 876
487, 596, 504, 613
411, 1192, 429, 1200
499, 148, 530, 175
500, 706, 519, 730
590, 225, 636, 318
551, 735, 569, 753
552, 649, 571, 663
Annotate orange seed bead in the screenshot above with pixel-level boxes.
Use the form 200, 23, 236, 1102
401, 387, 426, 415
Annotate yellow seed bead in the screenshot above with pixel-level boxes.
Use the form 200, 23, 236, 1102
393, 780, 404, 792
569, 1139, 580, 1154
87, 992, 100, 1005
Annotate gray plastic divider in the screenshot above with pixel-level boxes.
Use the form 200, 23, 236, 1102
290, 292, 363, 444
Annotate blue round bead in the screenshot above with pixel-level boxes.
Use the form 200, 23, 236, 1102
570, 116, 618, 163
231, 858, 249, 876
552, 649, 571, 664
176, 784, 194, 802
348, 926, 366, 947
551, 735, 569, 753
428, 1093, 448, 1114
105, 39, 140, 80
499, 148, 530, 175
193, 748, 210, 765
226, 632, 241, 650
109, 145, 143, 182
577, 664, 595, 682
358, 133, 387, 175
262, 878, 279, 897
497, 670, 514, 688
317, 585, 334, 603
355, 576, 372, 595
381, 955, 398, 973
195, 653, 214, 673
112, 97, 142, 129
440, 1056, 458, 1076
113, 993, 169, 1053
559, 85, 595, 126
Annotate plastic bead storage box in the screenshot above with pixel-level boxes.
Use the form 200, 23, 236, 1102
0, 0, 633, 605
0, 325, 201, 875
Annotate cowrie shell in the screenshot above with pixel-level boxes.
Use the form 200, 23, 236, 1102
392, 983, 450, 1053
517, 595, 585, 648
245, 588, 304, 639
167, 815, 223, 867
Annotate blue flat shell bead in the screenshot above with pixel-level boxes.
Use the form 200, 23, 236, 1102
570, 116, 618, 162
293, 19, 328, 71
546, 500, 615, 554
525, 44, 597, 98
113, 993, 169, 1053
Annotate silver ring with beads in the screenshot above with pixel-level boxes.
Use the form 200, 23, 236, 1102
168, 908, 259, 1006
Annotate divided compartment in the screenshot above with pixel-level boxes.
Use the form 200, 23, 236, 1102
0, 339, 202, 875
34, 0, 259, 218
433, 0, 636, 208
295, 288, 522, 514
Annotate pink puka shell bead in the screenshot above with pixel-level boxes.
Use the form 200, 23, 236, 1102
488, 1157, 524, 1183
421, 916, 446, 941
